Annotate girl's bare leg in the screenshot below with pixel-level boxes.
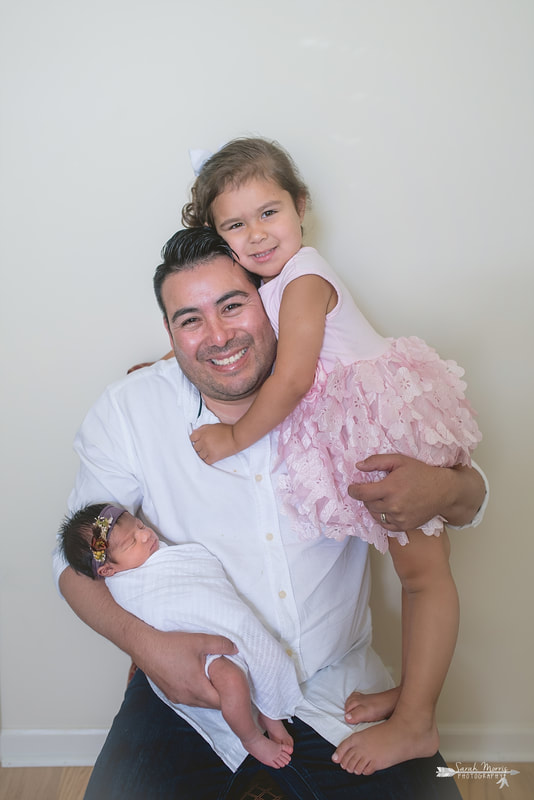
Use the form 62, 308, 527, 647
344, 586, 409, 723
334, 530, 458, 775
208, 656, 293, 768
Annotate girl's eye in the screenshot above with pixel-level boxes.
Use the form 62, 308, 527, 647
262, 209, 276, 218
229, 222, 243, 230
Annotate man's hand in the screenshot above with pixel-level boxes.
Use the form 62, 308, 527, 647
134, 629, 238, 706
348, 454, 485, 532
190, 423, 238, 465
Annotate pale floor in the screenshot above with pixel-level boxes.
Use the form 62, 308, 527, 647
0, 763, 532, 800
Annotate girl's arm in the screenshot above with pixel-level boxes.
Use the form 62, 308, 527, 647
190, 275, 336, 464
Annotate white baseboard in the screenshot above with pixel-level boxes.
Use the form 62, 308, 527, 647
439, 724, 534, 762
1, 725, 533, 768
0, 729, 108, 767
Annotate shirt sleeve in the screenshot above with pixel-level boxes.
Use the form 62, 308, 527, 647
52, 385, 143, 595
448, 460, 489, 529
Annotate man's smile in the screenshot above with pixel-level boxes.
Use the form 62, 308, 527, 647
210, 348, 248, 367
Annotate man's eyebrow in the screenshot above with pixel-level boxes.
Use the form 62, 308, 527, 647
215, 289, 250, 306
169, 290, 250, 326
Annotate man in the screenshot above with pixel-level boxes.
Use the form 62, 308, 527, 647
55, 227, 486, 798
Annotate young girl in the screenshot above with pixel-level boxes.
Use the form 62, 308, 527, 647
60, 503, 301, 770
184, 137, 482, 776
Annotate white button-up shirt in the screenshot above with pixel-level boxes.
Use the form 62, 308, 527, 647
53, 358, 487, 768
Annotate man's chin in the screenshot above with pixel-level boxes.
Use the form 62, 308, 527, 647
176, 350, 274, 405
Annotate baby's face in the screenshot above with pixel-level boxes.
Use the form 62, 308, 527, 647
106, 513, 159, 573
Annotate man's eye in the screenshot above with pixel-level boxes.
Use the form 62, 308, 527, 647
180, 317, 199, 327
224, 303, 242, 313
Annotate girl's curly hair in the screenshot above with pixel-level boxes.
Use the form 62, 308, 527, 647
181, 137, 310, 230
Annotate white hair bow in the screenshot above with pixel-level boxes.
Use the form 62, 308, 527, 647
189, 148, 213, 176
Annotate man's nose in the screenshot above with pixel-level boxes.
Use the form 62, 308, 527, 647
205, 315, 233, 346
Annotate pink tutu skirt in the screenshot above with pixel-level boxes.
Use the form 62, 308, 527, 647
276, 336, 482, 552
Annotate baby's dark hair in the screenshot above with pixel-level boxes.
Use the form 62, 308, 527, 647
59, 503, 109, 579
181, 137, 310, 230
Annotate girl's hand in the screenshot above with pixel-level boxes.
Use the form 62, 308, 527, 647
127, 350, 174, 374
190, 423, 239, 464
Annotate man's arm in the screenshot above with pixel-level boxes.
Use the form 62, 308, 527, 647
58, 376, 237, 705
59, 563, 237, 706
348, 455, 487, 532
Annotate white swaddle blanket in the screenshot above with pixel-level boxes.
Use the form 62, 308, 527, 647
107, 542, 304, 770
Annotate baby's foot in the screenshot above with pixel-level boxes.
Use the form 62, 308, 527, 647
242, 731, 293, 769
344, 686, 401, 724
260, 715, 294, 750
332, 715, 439, 776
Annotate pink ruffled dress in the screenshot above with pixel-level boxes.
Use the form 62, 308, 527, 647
259, 248, 482, 553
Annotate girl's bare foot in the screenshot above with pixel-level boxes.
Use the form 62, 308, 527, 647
332, 714, 439, 775
344, 686, 401, 723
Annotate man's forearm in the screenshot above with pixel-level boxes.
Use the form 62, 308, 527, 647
441, 464, 486, 527
59, 565, 238, 706
59, 566, 149, 658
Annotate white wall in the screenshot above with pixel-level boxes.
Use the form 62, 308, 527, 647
1, 0, 533, 765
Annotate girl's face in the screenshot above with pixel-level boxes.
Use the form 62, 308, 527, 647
211, 177, 306, 282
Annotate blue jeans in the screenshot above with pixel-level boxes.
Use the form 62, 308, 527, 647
84, 671, 461, 800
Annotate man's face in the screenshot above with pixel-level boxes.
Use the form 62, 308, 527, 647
162, 256, 276, 404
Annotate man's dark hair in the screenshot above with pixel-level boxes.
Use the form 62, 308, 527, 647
153, 227, 260, 318
59, 503, 108, 579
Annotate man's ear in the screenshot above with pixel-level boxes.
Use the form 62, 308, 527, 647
163, 316, 174, 348
97, 562, 117, 578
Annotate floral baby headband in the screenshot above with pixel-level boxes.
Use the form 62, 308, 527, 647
90, 505, 125, 572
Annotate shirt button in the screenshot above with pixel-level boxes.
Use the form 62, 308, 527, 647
255, 474, 263, 482
266, 533, 274, 541
285, 648, 293, 658
278, 590, 286, 599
